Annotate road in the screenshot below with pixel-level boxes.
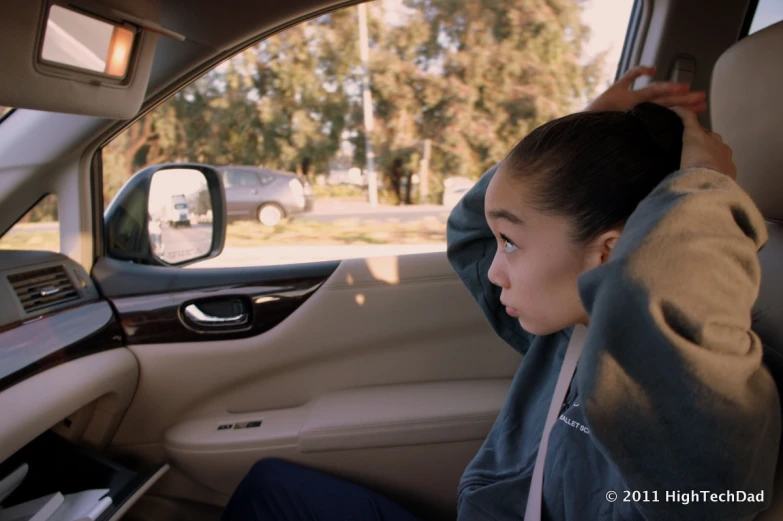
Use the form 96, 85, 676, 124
9, 201, 454, 234
155, 223, 212, 264
301, 201, 450, 223
154, 220, 448, 267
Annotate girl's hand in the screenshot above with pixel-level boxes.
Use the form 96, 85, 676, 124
672, 107, 737, 180
587, 66, 707, 113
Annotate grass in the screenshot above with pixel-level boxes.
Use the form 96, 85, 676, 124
311, 184, 367, 200
0, 231, 59, 251
225, 216, 446, 247
0, 217, 446, 253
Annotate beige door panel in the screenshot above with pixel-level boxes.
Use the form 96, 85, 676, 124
159, 379, 508, 493
113, 253, 518, 446
168, 440, 483, 515
110, 252, 519, 509
160, 380, 509, 513
297, 379, 511, 451
0, 349, 139, 463
165, 380, 510, 454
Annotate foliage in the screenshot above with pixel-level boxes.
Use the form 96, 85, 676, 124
102, 0, 604, 209
311, 183, 367, 199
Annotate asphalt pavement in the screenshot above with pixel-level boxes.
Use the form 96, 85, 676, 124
300, 201, 450, 223
156, 223, 212, 264
10, 200, 455, 234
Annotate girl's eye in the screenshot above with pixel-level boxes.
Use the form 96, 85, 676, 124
500, 233, 518, 253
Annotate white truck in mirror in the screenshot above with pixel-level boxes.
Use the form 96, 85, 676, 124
168, 194, 191, 228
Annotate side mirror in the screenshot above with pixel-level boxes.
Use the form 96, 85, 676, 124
104, 163, 226, 267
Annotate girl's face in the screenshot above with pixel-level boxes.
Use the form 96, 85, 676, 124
484, 166, 616, 336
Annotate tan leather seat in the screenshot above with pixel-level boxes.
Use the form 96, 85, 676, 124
710, 20, 783, 520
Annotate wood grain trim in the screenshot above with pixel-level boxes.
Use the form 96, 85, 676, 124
110, 275, 328, 345
0, 301, 124, 392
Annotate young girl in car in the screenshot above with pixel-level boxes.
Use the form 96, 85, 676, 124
221, 68, 780, 521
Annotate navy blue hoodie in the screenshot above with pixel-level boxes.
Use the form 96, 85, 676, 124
446, 163, 781, 521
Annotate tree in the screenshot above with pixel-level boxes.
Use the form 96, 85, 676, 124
346, 0, 603, 204
188, 189, 211, 216
417, 0, 603, 174
100, 0, 605, 207
246, 10, 361, 178
102, 105, 187, 208
25, 194, 58, 223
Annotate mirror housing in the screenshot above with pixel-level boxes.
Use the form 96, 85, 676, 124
104, 163, 226, 267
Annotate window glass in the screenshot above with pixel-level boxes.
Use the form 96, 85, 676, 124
747, 0, 783, 35
102, 0, 635, 268
0, 195, 60, 252
225, 170, 261, 187
258, 172, 276, 186
0, 106, 13, 122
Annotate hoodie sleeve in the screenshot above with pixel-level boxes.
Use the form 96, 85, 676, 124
446, 164, 535, 355
576, 167, 781, 521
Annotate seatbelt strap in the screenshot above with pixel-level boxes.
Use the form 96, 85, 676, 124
524, 324, 588, 521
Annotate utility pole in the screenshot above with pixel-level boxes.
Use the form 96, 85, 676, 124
358, 3, 378, 207
418, 138, 431, 204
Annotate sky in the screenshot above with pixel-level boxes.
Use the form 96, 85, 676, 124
148, 169, 208, 216
749, 0, 783, 34
580, 0, 635, 85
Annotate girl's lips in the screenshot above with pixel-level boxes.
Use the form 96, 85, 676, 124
505, 306, 518, 317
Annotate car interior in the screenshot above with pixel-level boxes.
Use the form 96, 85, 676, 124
0, 0, 781, 520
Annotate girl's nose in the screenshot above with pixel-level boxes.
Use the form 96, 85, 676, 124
488, 251, 509, 289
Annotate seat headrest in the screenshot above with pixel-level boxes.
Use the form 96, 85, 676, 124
711, 21, 783, 222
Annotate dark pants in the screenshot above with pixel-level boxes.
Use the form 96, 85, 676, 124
221, 459, 424, 521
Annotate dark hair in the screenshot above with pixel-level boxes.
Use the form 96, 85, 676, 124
501, 102, 684, 244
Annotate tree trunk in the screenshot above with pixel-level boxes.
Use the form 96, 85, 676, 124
404, 170, 413, 205
390, 158, 403, 205
301, 157, 312, 179
122, 117, 154, 176
418, 139, 431, 204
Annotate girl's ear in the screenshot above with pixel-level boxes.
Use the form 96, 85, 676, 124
585, 228, 622, 268
602, 234, 619, 263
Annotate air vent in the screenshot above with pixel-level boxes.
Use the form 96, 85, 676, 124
8, 265, 80, 314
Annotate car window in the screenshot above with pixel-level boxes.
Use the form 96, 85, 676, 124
0, 195, 60, 252
224, 170, 261, 187
101, 0, 635, 268
258, 173, 276, 186
746, 0, 783, 36
0, 106, 12, 123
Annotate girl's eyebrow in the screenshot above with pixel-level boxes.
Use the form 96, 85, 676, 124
487, 208, 524, 225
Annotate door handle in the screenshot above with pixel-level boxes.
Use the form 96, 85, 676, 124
184, 303, 248, 327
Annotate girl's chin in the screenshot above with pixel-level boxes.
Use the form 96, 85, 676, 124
518, 318, 563, 337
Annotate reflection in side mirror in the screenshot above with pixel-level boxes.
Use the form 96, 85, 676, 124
148, 169, 214, 265
41, 5, 135, 78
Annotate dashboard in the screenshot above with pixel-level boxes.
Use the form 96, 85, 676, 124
0, 251, 124, 391
0, 250, 138, 468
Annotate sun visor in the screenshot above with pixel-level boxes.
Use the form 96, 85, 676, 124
0, 0, 176, 119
